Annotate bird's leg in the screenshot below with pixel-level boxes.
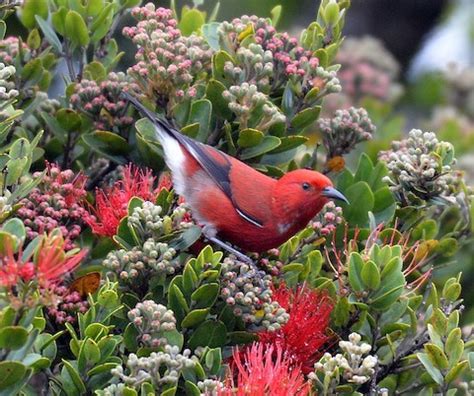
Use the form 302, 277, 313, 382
207, 236, 264, 278
208, 236, 252, 263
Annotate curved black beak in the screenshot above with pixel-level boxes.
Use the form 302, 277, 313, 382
322, 187, 349, 204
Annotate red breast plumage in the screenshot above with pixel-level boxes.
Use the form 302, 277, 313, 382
125, 93, 348, 253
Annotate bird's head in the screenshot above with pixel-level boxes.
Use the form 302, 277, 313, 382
274, 169, 348, 222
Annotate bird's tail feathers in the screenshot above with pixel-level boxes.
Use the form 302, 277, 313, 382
121, 91, 178, 142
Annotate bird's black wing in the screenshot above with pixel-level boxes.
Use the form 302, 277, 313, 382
124, 92, 264, 228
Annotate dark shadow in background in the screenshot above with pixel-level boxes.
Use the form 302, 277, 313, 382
160, 0, 447, 74
4, 0, 449, 77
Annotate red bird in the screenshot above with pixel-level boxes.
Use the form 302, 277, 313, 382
125, 94, 348, 261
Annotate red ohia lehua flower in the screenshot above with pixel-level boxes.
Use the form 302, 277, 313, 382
86, 164, 167, 237
0, 242, 34, 288
36, 234, 87, 284
218, 342, 310, 396
257, 283, 334, 374
0, 233, 87, 288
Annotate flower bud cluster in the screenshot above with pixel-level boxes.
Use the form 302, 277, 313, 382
379, 129, 459, 204
311, 201, 344, 236
0, 37, 29, 66
318, 107, 375, 159
218, 16, 340, 98
71, 72, 136, 132
0, 62, 18, 102
336, 36, 402, 103
17, 164, 88, 250
310, 333, 378, 390
198, 379, 223, 395
220, 256, 289, 331
103, 239, 179, 282
127, 201, 190, 241
222, 83, 286, 131
105, 345, 196, 392
46, 285, 89, 325
123, 4, 212, 105
128, 300, 176, 348
223, 43, 274, 93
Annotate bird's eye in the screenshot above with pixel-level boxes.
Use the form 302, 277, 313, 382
302, 182, 310, 190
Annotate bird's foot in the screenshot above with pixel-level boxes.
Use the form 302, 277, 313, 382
207, 237, 265, 279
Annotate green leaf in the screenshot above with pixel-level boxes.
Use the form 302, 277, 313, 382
179, 9, 205, 36
65, 11, 90, 48
368, 162, 389, 191
21, 59, 43, 84
188, 320, 227, 349
169, 225, 202, 251
237, 128, 264, 148
136, 133, 165, 171
348, 252, 365, 292
341, 181, 374, 227
240, 136, 281, 160
1, 218, 26, 245
0, 361, 27, 391
435, 238, 458, 258
83, 338, 101, 365
83, 61, 107, 82
35, 16, 63, 53
97, 290, 119, 310
62, 360, 86, 394
430, 308, 448, 336
20, 0, 48, 29
114, 217, 134, 249
82, 131, 130, 161
212, 51, 234, 83
206, 79, 232, 118
87, 362, 118, 377
168, 284, 189, 325
182, 265, 198, 297
187, 99, 212, 142
446, 329, 464, 367
27, 28, 41, 50
412, 220, 438, 240
23, 353, 50, 370
424, 343, 449, 370
417, 352, 443, 385
127, 197, 144, 216
445, 360, 468, 384
162, 329, 184, 350
52, 7, 68, 36
202, 23, 220, 51
90, 3, 114, 43
270, 5, 282, 26
0, 21, 6, 40
56, 109, 82, 132
361, 261, 381, 290
291, 106, 321, 129
268, 136, 308, 154
332, 296, 350, 327
373, 186, 396, 224
181, 309, 209, 328
0, 326, 28, 350
191, 283, 219, 309
204, 348, 222, 375
354, 154, 374, 182
185, 380, 201, 396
